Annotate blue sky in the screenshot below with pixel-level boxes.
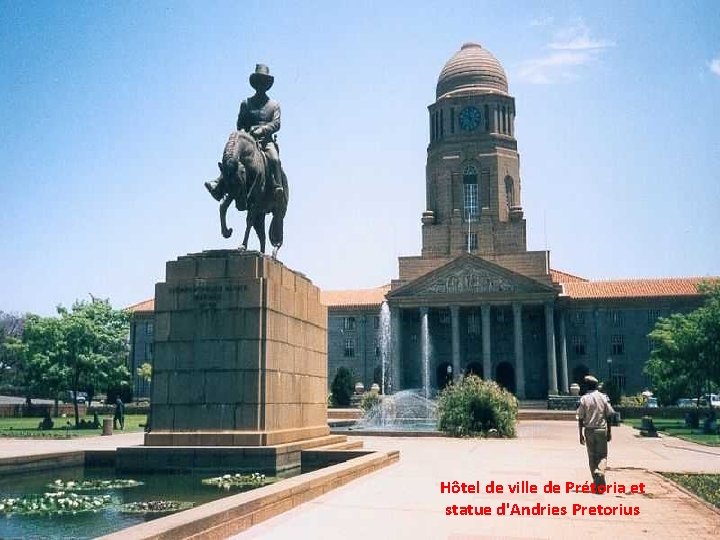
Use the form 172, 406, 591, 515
1, 1, 719, 315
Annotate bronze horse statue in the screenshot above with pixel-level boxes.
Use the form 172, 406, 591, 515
204, 130, 289, 256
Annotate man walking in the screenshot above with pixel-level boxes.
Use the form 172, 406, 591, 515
114, 397, 125, 431
576, 375, 615, 488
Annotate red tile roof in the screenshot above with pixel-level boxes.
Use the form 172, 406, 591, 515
561, 277, 718, 299
321, 284, 391, 308
126, 276, 717, 310
125, 298, 154, 313
550, 269, 588, 283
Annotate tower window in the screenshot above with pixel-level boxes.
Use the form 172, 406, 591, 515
465, 233, 478, 250
440, 109, 444, 137
484, 104, 489, 131
502, 106, 507, 133
450, 107, 455, 134
504, 176, 514, 209
463, 165, 478, 220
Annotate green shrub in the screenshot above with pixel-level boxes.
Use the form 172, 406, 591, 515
330, 367, 354, 407
360, 391, 381, 411
437, 375, 518, 437
602, 379, 621, 406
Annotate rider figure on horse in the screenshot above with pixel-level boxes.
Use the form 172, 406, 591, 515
237, 64, 284, 198
206, 64, 284, 202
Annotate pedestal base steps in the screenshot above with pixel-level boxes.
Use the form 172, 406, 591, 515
116, 434, 364, 474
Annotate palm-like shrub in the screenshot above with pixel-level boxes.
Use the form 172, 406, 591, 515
437, 375, 518, 437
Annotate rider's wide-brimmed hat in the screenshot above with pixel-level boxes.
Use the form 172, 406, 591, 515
249, 64, 274, 91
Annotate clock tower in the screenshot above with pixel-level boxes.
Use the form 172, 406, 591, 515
422, 42, 526, 257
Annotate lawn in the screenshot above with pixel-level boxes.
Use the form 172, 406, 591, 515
662, 473, 720, 508
625, 417, 720, 446
0, 414, 148, 438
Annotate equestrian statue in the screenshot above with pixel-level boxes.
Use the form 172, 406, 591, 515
205, 64, 289, 257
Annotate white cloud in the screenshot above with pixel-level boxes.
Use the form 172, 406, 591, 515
517, 51, 593, 84
549, 21, 616, 51
529, 16, 554, 28
710, 57, 720, 76
517, 20, 615, 84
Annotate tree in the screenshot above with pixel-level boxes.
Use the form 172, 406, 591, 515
646, 281, 720, 405
21, 298, 131, 426
330, 367, 354, 407
0, 312, 26, 390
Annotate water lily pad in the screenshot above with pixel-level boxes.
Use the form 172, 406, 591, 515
201, 472, 271, 490
0, 492, 113, 516
48, 478, 143, 491
119, 500, 194, 514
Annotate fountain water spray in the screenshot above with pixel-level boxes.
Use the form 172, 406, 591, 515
379, 301, 391, 394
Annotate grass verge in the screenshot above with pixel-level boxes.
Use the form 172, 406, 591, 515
0, 414, 148, 438
661, 473, 720, 508
624, 418, 720, 446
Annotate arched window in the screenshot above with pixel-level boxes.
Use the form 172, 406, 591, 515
463, 165, 478, 220
483, 104, 489, 131
504, 176, 514, 209
501, 106, 507, 133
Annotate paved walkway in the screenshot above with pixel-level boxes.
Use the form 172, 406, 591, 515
1, 422, 718, 538
233, 422, 720, 539
0, 431, 144, 459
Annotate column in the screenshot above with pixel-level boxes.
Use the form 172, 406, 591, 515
492, 105, 499, 134
545, 302, 559, 395
420, 307, 430, 398
559, 312, 569, 394
481, 304, 492, 380
450, 306, 461, 382
512, 303, 526, 399
390, 307, 401, 393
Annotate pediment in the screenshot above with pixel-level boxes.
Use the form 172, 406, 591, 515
388, 253, 556, 299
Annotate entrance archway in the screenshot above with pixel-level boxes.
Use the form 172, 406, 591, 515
464, 362, 483, 378
495, 362, 516, 394
436, 362, 453, 390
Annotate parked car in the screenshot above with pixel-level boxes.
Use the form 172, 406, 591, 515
704, 394, 720, 408
676, 398, 696, 408
67, 391, 87, 404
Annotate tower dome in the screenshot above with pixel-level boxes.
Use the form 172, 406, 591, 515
436, 42, 508, 99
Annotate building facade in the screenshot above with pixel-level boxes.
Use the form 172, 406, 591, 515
322, 43, 712, 400
128, 43, 715, 401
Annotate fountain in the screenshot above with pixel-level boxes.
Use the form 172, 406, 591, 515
379, 301, 391, 394
357, 389, 438, 431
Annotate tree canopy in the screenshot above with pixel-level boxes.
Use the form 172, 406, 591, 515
646, 281, 720, 405
17, 298, 131, 425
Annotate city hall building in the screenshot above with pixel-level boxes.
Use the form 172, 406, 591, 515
128, 43, 713, 400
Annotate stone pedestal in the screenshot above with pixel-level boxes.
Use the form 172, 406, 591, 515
144, 250, 329, 448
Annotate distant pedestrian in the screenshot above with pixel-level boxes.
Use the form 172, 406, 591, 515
114, 397, 125, 430
576, 375, 615, 489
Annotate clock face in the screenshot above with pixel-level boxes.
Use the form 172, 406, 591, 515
459, 106, 481, 131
